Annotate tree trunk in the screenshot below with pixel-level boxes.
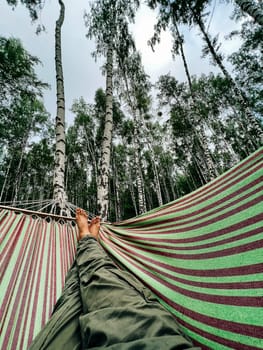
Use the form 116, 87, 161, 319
210, 117, 240, 167
174, 22, 218, 180
113, 158, 121, 222
183, 166, 194, 192
140, 166, 147, 211
119, 62, 160, 209
161, 175, 170, 203
65, 158, 69, 193
195, 148, 210, 183
131, 109, 147, 215
151, 156, 163, 206
235, 0, 263, 25
0, 157, 12, 202
173, 22, 193, 92
192, 8, 263, 143
164, 164, 177, 201
188, 166, 199, 189
53, 0, 68, 215
198, 123, 218, 179
139, 114, 163, 206
128, 169, 138, 216
12, 132, 29, 204
97, 43, 114, 221
86, 137, 98, 188
133, 133, 146, 215
145, 186, 153, 210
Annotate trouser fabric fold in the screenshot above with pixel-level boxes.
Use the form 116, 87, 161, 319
29, 236, 199, 350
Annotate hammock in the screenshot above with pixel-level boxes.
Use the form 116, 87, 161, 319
1, 147, 262, 350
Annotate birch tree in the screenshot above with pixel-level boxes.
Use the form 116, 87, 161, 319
6, 0, 70, 214
171, 22, 217, 180
116, 50, 164, 211
52, 0, 68, 214
119, 56, 147, 212
85, 0, 139, 220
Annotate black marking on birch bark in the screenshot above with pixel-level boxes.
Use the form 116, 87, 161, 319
56, 75, 64, 81
101, 154, 108, 160
55, 138, 66, 144
55, 151, 64, 157
54, 184, 64, 188
55, 122, 63, 126
104, 120, 113, 125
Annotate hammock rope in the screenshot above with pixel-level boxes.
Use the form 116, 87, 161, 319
0, 147, 262, 350
0, 199, 98, 219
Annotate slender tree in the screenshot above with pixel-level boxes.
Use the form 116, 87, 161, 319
52, 0, 68, 214
85, 0, 139, 220
5, 0, 70, 213
171, 22, 217, 180
116, 50, 161, 211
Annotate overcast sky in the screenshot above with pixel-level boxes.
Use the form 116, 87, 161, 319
1, 0, 241, 126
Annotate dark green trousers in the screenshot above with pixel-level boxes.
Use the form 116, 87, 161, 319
29, 237, 200, 349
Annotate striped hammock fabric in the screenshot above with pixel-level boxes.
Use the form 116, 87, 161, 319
0, 211, 78, 350
99, 147, 263, 350
0, 147, 262, 349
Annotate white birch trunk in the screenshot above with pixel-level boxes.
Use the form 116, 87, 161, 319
199, 123, 218, 179
174, 22, 217, 180
169, 174, 177, 200
134, 113, 146, 214
128, 168, 138, 216
97, 44, 114, 221
113, 158, 121, 222
139, 114, 163, 206
53, 0, 68, 215
85, 137, 98, 188
118, 64, 151, 212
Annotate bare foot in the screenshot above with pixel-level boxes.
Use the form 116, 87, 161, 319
89, 216, 100, 240
76, 208, 91, 240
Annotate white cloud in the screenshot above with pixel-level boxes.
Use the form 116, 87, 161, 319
132, 6, 173, 71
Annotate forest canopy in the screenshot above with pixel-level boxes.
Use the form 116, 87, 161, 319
0, 0, 262, 221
